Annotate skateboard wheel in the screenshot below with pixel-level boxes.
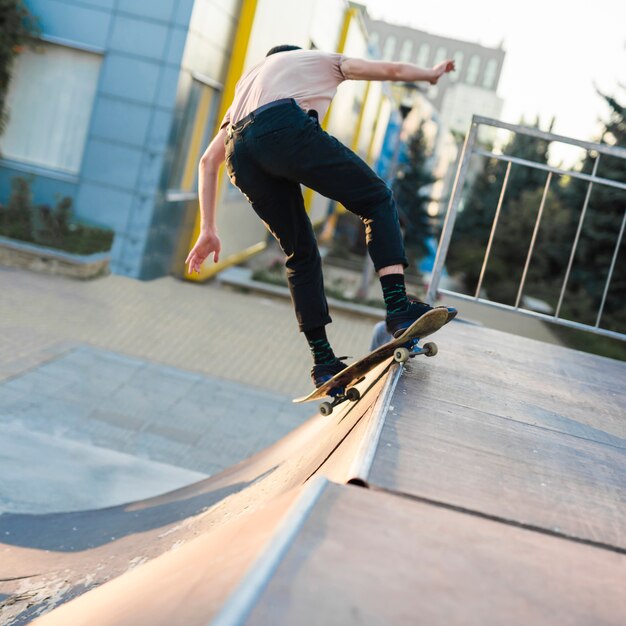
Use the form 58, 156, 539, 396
423, 341, 438, 357
320, 401, 333, 416
346, 387, 360, 401
394, 347, 410, 363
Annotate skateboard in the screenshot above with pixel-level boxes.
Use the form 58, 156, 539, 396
294, 307, 449, 416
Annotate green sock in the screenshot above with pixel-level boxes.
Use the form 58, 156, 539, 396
380, 274, 409, 314
304, 326, 337, 365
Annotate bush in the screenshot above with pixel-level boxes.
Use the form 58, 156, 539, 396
0, 176, 114, 254
1, 0, 40, 135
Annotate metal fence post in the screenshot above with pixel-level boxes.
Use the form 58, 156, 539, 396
424, 115, 626, 342
426, 118, 479, 304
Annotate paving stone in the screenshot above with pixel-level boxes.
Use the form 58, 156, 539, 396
3, 370, 73, 396
142, 422, 203, 446
88, 408, 148, 431
128, 431, 192, 467
72, 418, 135, 450
0, 385, 32, 411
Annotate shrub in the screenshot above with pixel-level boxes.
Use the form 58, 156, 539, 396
0, 176, 114, 254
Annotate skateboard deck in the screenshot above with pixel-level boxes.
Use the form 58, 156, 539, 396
294, 307, 449, 414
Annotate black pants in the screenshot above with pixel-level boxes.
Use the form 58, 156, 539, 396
225, 99, 408, 332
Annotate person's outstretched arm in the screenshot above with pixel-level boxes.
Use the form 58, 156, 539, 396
341, 57, 455, 84
186, 127, 227, 274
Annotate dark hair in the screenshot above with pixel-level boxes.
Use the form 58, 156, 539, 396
266, 45, 302, 57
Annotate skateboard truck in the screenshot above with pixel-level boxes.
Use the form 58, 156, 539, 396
320, 340, 438, 415
393, 339, 438, 364
319, 386, 361, 416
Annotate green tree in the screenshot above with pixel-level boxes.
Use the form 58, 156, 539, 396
492, 186, 575, 305
392, 123, 436, 261
0, 0, 39, 135
447, 118, 554, 299
556, 91, 626, 331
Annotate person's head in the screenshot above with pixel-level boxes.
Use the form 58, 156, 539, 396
266, 45, 302, 57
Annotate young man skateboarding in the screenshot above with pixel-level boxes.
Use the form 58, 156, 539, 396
186, 46, 457, 388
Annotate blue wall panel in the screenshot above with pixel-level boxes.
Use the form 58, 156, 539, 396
165, 26, 189, 66
75, 181, 134, 230
64, 0, 115, 9
136, 152, 166, 194
109, 232, 148, 275
99, 53, 162, 104
173, 0, 195, 27
146, 109, 174, 152
117, 0, 177, 23
81, 139, 144, 191
109, 14, 169, 61
90, 96, 152, 147
27, 0, 112, 49
155, 66, 182, 110
127, 194, 157, 231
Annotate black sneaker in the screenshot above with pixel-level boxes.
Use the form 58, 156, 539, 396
386, 300, 458, 338
311, 358, 348, 389
385, 300, 432, 338
407, 296, 458, 327
441, 306, 458, 324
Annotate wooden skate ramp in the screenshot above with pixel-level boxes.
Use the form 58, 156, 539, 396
367, 323, 626, 550
2, 322, 625, 626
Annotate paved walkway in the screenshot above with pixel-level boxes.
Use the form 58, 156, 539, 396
0, 267, 377, 394
0, 267, 378, 511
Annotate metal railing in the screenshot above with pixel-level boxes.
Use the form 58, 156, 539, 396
426, 115, 626, 342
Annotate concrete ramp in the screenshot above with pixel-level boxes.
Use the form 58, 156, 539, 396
2, 322, 625, 625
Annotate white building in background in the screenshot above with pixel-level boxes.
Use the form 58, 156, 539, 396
363, 14, 505, 145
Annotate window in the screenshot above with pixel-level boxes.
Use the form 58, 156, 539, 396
169, 79, 219, 191
434, 46, 447, 65
451, 51, 464, 81
399, 40, 413, 62
0, 42, 101, 174
416, 43, 430, 67
369, 32, 380, 48
382, 36, 396, 60
483, 58, 498, 89
467, 54, 481, 84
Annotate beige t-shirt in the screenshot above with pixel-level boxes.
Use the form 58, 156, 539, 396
220, 50, 347, 129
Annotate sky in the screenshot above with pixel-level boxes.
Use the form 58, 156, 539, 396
363, 0, 625, 166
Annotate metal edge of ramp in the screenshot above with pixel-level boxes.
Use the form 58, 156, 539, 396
209, 477, 329, 626
346, 363, 403, 485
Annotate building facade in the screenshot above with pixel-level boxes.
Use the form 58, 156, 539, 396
364, 15, 505, 143
1, 0, 244, 278
1, 0, 395, 280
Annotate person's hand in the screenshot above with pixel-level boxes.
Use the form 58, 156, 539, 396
429, 59, 455, 84
186, 229, 221, 274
